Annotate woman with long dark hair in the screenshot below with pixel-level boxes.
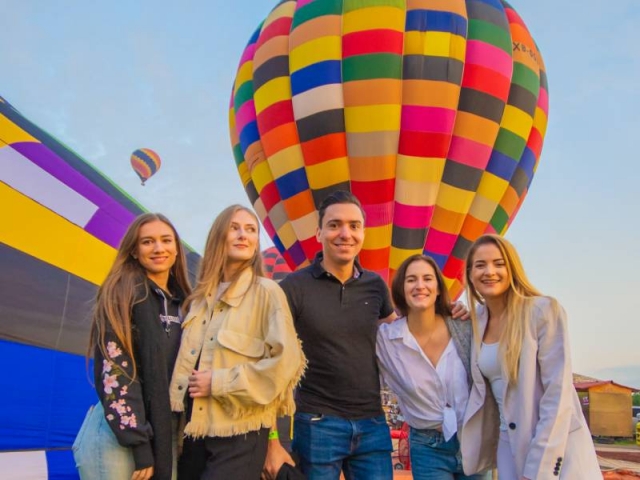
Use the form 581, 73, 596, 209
377, 254, 489, 480
73, 213, 192, 480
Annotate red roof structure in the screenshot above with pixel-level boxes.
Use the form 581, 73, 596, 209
573, 374, 639, 393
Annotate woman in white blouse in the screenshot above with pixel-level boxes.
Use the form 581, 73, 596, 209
377, 254, 490, 480
460, 234, 600, 479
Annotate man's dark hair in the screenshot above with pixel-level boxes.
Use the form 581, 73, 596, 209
317, 190, 365, 227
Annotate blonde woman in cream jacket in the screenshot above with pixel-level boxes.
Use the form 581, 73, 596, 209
459, 235, 600, 480
169, 205, 305, 480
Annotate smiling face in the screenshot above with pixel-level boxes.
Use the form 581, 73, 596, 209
403, 259, 440, 313
135, 220, 177, 286
316, 202, 365, 270
225, 209, 259, 271
469, 243, 510, 301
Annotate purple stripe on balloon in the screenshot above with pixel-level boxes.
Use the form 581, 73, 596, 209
12, 142, 136, 248
85, 208, 132, 248
285, 241, 307, 266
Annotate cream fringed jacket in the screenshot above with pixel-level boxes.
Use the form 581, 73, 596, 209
169, 268, 306, 438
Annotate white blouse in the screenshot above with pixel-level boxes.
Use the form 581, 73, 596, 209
377, 317, 470, 439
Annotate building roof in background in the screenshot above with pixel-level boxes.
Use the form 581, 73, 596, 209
573, 373, 639, 392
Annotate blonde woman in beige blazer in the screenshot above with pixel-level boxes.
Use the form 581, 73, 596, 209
170, 205, 305, 480
459, 235, 600, 480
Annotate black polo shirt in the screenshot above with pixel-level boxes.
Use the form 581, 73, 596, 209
279, 253, 394, 419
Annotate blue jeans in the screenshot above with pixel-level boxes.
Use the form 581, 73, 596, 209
72, 403, 136, 480
72, 403, 177, 480
409, 428, 489, 480
292, 412, 393, 480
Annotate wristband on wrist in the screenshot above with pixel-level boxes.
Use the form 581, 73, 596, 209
268, 430, 279, 440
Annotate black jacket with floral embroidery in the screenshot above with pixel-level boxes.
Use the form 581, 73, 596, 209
93, 275, 184, 479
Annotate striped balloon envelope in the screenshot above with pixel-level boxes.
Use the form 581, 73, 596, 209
0, 96, 199, 479
262, 246, 293, 281
229, 0, 549, 299
130, 148, 162, 185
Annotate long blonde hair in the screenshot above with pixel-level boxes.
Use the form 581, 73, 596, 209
464, 234, 547, 385
186, 205, 264, 309
89, 213, 192, 379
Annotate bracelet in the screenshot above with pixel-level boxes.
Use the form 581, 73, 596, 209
268, 430, 279, 440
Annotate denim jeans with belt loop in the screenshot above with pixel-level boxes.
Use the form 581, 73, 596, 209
292, 412, 393, 479
409, 427, 490, 480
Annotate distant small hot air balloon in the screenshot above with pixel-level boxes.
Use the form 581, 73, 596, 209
130, 148, 161, 185
262, 246, 293, 281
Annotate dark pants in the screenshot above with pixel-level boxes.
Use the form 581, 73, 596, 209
178, 428, 269, 480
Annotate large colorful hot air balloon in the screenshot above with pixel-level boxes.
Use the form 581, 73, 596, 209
130, 148, 162, 185
0, 96, 199, 479
229, 0, 548, 299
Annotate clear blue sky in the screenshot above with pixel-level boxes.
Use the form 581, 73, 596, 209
1, 1, 638, 387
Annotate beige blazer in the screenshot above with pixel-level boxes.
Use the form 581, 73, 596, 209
460, 297, 601, 479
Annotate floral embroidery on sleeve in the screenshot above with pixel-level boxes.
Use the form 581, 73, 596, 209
101, 341, 138, 430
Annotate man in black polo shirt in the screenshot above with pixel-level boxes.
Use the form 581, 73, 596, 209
264, 191, 467, 479
263, 191, 396, 479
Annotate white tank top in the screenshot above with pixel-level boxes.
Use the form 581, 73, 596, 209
478, 342, 508, 431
